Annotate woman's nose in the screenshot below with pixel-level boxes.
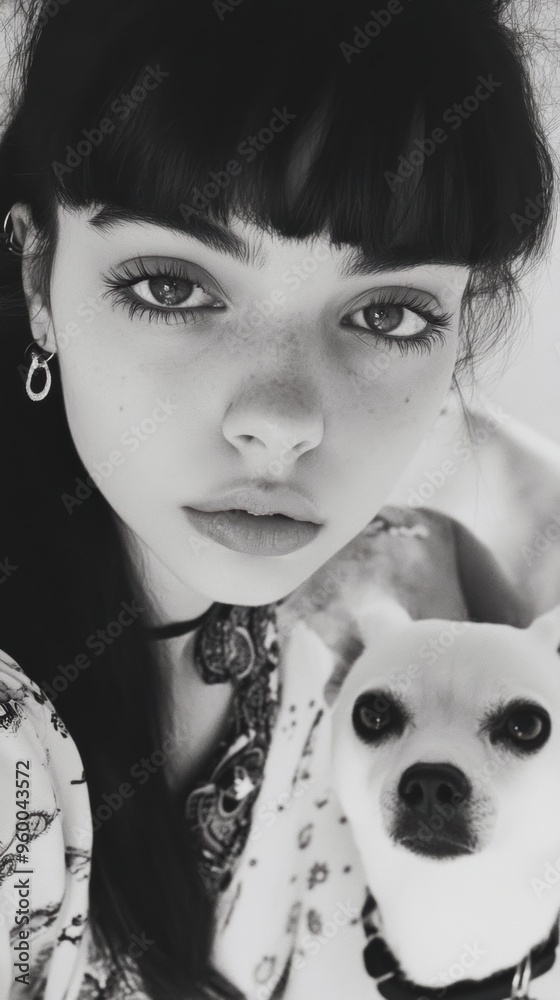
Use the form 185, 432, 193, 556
222, 380, 324, 475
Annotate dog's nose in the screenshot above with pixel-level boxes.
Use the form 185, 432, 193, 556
398, 762, 471, 814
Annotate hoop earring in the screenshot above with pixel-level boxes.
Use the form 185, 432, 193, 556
26, 347, 55, 402
2, 209, 24, 257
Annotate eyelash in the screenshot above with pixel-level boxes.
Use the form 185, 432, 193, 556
101, 260, 220, 327
101, 262, 454, 357
342, 287, 453, 357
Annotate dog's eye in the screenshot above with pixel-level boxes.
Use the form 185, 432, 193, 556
352, 692, 405, 743
506, 709, 549, 746
493, 704, 551, 752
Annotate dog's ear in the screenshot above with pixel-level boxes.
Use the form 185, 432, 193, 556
322, 603, 411, 706
323, 636, 364, 707
355, 599, 412, 645
528, 604, 560, 655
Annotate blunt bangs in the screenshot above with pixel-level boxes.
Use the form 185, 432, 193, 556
6, 0, 554, 275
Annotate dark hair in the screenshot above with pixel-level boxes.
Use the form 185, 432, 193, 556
0, 0, 555, 996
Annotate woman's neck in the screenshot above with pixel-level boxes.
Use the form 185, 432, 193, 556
117, 518, 215, 626
156, 630, 235, 793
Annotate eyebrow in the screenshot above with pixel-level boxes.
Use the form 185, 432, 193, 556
88, 205, 455, 277
88, 205, 266, 268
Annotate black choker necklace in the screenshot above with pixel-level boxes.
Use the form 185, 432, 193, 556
361, 891, 559, 1000
143, 602, 221, 639
143, 596, 289, 641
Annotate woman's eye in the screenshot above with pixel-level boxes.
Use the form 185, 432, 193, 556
339, 287, 454, 354
346, 302, 430, 338
100, 258, 227, 324
129, 275, 220, 310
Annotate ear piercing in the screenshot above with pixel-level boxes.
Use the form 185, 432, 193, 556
3, 210, 56, 402
25, 346, 55, 402
2, 208, 23, 257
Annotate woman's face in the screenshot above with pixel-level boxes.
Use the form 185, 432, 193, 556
27, 203, 469, 616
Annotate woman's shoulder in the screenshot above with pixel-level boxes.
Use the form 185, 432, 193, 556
0, 643, 90, 832
0, 644, 77, 753
0, 644, 55, 712
0, 645, 93, 999
277, 503, 527, 633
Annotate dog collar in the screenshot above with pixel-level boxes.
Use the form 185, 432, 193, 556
361, 891, 559, 1000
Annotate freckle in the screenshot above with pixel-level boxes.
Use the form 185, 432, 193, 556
405, 396, 410, 403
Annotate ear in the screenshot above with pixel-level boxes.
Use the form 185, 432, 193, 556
323, 602, 411, 707
323, 635, 365, 707
9, 202, 57, 356
528, 604, 560, 654
355, 598, 412, 646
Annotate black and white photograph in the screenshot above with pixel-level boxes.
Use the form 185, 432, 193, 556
0, 1, 559, 997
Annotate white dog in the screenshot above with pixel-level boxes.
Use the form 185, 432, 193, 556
330, 596, 560, 991
216, 505, 559, 998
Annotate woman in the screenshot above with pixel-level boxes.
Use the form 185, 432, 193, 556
0, 0, 555, 997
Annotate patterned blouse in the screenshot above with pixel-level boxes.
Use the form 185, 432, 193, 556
0, 605, 380, 1000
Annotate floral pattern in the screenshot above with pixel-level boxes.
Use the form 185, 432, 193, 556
0, 650, 92, 1000
0, 612, 378, 1000
185, 602, 281, 897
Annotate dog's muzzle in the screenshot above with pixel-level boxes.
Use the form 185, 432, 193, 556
392, 761, 476, 858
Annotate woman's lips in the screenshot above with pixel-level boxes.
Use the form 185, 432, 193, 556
183, 506, 323, 555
